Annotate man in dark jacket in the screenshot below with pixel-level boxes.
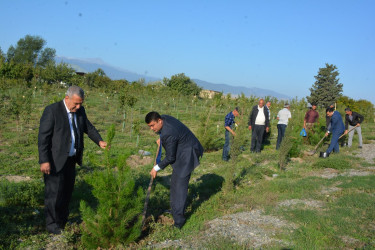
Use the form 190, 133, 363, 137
38, 86, 107, 234
344, 107, 364, 148
248, 99, 270, 153
325, 107, 345, 155
145, 111, 204, 229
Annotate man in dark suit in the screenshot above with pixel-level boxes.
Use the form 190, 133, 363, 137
344, 107, 364, 148
248, 99, 270, 153
38, 86, 107, 234
325, 107, 345, 155
145, 111, 203, 229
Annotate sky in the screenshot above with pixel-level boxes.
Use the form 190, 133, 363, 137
1, 0, 374, 103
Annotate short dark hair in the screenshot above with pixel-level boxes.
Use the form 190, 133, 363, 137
326, 107, 335, 113
145, 111, 161, 124
345, 107, 351, 112
234, 107, 239, 111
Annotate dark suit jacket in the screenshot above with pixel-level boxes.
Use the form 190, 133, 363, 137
38, 100, 103, 173
345, 111, 364, 129
158, 115, 204, 178
328, 111, 345, 135
248, 105, 270, 129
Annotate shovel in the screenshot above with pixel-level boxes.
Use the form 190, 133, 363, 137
307, 126, 356, 156
307, 135, 326, 156
141, 141, 161, 229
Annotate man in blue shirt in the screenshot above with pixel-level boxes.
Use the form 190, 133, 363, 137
222, 107, 239, 161
325, 107, 345, 155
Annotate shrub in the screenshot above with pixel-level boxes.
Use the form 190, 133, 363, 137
196, 106, 222, 151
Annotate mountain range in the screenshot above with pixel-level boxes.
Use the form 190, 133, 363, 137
56, 56, 291, 100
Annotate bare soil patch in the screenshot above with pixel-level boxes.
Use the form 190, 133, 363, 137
278, 199, 325, 209
126, 155, 152, 168
1, 175, 32, 182
356, 142, 375, 164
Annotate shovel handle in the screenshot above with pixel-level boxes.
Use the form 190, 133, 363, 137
313, 135, 326, 151
141, 141, 161, 228
338, 126, 356, 140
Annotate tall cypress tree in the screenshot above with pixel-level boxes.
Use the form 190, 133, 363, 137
307, 63, 343, 107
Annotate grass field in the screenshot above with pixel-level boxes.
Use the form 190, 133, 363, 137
0, 84, 374, 249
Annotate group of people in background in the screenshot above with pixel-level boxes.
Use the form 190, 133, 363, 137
223, 99, 364, 161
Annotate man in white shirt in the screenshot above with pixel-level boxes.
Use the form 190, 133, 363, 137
276, 103, 292, 149
248, 99, 270, 153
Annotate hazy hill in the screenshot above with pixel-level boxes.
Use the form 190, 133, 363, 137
56, 56, 291, 100
55, 56, 160, 83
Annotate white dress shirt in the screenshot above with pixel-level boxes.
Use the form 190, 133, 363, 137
63, 100, 77, 156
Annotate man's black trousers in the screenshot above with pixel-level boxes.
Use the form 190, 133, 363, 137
251, 125, 265, 152
170, 170, 191, 228
44, 157, 76, 233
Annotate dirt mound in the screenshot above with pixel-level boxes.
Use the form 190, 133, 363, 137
126, 155, 153, 168
2, 175, 32, 182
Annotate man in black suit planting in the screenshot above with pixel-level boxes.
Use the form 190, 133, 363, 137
145, 111, 204, 229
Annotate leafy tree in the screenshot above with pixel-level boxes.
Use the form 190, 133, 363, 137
0, 62, 33, 81
0, 47, 5, 63
338, 96, 374, 123
163, 73, 202, 96
6, 35, 56, 67
85, 68, 112, 88
37, 62, 75, 84
307, 63, 343, 107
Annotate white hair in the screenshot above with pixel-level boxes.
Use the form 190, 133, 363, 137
66, 86, 84, 98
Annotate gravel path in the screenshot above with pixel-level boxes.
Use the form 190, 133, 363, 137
151, 210, 296, 249
357, 142, 375, 164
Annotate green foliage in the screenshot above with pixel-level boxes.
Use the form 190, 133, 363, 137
196, 106, 222, 151
0, 180, 43, 207
0, 61, 34, 81
278, 108, 304, 168
306, 121, 326, 145
338, 96, 374, 123
307, 63, 343, 107
3, 86, 33, 131
37, 62, 75, 84
278, 125, 295, 169
164, 73, 202, 96
6, 35, 56, 67
85, 68, 112, 88
105, 124, 116, 167
80, 127, 144, 248
118, 87, 138, 111
0, 180, 45, 249
79, 167, 144, 248
223, 108, 249, 192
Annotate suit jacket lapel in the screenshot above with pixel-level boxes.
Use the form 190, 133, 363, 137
58, 101, 70, 132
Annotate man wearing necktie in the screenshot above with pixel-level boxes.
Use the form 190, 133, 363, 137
145, 111, 204, 229
38, 86, 107, 234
